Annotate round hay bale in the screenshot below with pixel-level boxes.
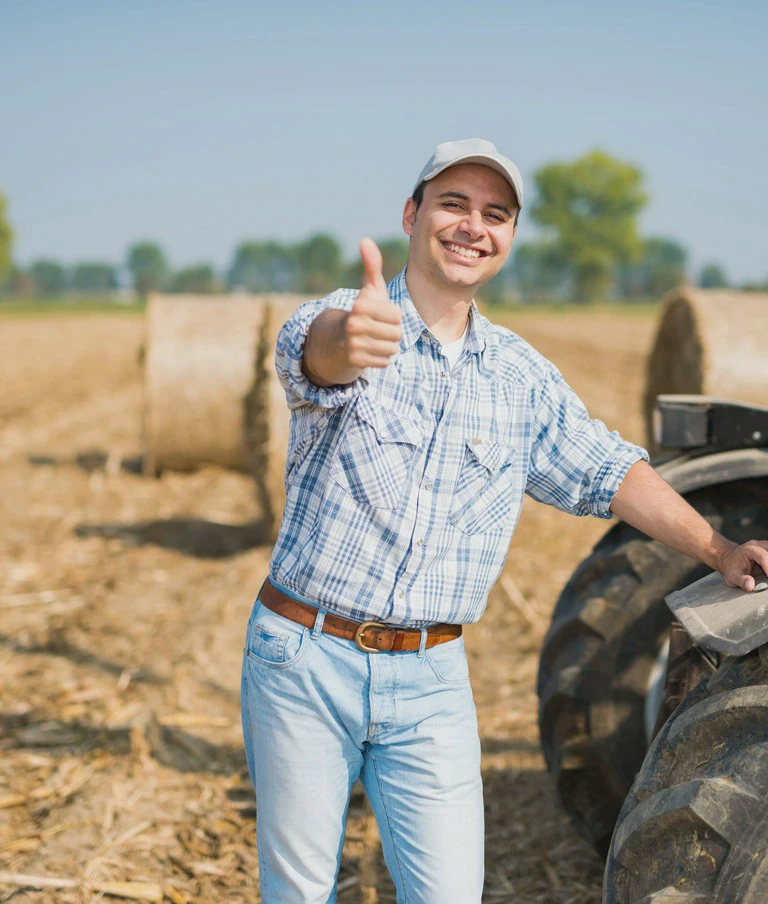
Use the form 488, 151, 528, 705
244, 296, 308, 539
644, 287, 768, 449
143, 293, 268, 475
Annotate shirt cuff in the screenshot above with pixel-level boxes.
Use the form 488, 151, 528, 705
588, 441, 650, 519
275, 292, 369, 410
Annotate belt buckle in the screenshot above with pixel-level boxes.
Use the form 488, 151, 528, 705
354, 621, 389, 653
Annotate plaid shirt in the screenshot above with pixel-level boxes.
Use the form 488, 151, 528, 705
270, 270, 648, 627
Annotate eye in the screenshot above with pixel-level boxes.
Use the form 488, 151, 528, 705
485, 212, 505, 223
443, 201, 463, 210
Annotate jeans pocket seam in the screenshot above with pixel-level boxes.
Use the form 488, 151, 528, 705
246, 628, 310, 671
424, 649, 471, 685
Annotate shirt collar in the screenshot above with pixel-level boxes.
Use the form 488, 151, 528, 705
387, 268, 488, 356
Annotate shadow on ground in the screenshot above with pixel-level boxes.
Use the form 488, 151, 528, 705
75, 518, 271, 558
0, 632, 164, 684
0, 710, 246, 774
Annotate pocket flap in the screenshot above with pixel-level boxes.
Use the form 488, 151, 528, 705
464, 438, 514, 474
354, 395, 423, 447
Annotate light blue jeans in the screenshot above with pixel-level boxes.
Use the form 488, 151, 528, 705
240, 587, 484, 903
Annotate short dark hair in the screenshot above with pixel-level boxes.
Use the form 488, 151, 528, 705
412, 180, 427, 210
411, 179, 520, 227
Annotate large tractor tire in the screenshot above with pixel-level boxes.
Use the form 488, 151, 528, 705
604, 646, 768, 903
536, 478, 768, 857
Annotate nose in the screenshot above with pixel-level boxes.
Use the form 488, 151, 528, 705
458, 208, 485, 240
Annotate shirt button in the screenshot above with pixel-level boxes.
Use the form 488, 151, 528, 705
398, 590, 405, 598
417, 538, 424, 546
424, 480, 433, 490
440, 371, 446, 378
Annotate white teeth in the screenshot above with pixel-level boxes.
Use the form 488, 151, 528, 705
444, 242, 482, 259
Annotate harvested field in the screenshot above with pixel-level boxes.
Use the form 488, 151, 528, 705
0, 305, 657, 903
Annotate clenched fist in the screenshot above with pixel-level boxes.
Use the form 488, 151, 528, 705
302, 238, 404, 387
344, 238, 403, 369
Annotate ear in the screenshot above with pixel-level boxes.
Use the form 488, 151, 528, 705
402, 197, 416, 237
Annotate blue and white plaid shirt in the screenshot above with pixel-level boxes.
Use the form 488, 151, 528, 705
270, 270, 648, 627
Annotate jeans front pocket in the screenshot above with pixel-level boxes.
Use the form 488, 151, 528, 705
245, 602, 310, 671
424, 636, 471, 685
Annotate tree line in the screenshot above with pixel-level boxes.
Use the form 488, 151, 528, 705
1, 152, 765, 304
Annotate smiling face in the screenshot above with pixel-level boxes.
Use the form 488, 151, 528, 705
402, 163, 519, 294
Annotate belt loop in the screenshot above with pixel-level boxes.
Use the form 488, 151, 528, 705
311, 608, 326, 640
417, 627, 428, 658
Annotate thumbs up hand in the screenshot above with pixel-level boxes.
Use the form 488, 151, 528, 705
343, 238, 403, 369
301, 238, 403, 388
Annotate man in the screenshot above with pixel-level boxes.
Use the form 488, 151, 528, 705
241, 139, 768, 903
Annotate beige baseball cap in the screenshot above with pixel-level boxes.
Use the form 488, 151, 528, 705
414, 138, 524, 209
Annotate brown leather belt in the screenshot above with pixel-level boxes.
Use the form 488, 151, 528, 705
259, 579, 462, 653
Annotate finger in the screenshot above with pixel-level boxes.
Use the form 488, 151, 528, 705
348, 351, 395, 369
747, 543, 768, 577
359, 237, 386, 291
362, 355, 396, 369
348, 337, 400, 359
742, 574, 757, 593
366, 321, 403, 341
349, 298, 403, 328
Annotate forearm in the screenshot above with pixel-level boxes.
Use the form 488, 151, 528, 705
301, 309, 364, 388
610, 460, 737, 570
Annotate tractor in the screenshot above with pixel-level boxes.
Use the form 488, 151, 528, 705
537, 287, 768, 901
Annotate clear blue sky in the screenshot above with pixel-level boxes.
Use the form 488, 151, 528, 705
2, 0, 767, 283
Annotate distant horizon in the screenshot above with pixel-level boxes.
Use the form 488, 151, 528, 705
2, 0, 766, 284
2, 233, 751, 293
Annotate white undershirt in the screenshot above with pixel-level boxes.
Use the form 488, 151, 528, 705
439, 321, 470, 372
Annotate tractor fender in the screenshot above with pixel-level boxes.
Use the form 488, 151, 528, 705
654, 447, 768, 495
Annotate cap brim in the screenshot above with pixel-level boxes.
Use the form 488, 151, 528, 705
422, 154, 523, 208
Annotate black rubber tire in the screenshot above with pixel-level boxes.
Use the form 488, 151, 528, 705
536, 478, 768, 857
604, 646, 768, 903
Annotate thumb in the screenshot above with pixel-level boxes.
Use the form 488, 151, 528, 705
359, 237, 386, 291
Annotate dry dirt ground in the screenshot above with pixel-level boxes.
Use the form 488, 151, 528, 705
0, 306, 657, 903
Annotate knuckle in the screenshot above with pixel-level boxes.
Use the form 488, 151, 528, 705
346, 316, 364, 336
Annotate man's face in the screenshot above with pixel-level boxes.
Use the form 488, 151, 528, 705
402, 163, 519, 292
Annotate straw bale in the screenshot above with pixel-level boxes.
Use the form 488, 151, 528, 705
244, 295, 308, 538
143, 294, 268, 474
143, 292, 307, 539
644, 287, 768, 448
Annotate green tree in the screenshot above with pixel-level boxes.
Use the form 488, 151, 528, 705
741, 278, 768, 292
511, 241, 570, 302
0, 192, 14, 286
4, 266, 37, 296
378, 237, 410, 282
169, 263, 218, 293
698, 262, 728, 289
344, 236, 410, 287
71, 262, 118, 292
295, 233, 343, 294
30, 259, 67, 296
619, 237, 688, 298
227, 241, 299, 292
127, 242, 169, 295
531, 150, 648, 302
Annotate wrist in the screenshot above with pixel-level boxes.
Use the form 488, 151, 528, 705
710, 535, 739, 573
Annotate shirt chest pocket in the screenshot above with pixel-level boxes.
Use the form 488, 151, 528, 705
448, 438, 518, 535
331, 395, 423, 510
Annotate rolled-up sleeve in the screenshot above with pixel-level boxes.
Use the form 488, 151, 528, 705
275, 290, 369, 410
525, 365, 649, 518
